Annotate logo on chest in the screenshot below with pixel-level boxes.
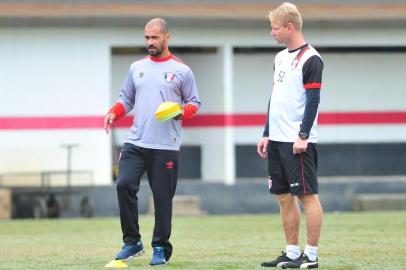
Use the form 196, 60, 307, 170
164, 72, 176, 82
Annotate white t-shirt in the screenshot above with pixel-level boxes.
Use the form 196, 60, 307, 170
268, 45, 322, 143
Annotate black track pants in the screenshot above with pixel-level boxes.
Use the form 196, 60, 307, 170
116, 143, 178, 260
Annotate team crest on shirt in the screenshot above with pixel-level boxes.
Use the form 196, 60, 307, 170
164, 72, 176, 82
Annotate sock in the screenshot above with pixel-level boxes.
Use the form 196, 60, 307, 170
285, 245, 300, 260
304, 244, 318, 261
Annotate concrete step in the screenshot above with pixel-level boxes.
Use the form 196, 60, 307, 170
353, 193, 406, 211
0, 188, 12, 219
148, 195, 206, 216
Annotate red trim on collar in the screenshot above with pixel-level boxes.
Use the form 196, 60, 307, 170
149, 54, 173, 62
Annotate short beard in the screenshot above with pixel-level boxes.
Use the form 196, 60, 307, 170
148, 49, 163, 57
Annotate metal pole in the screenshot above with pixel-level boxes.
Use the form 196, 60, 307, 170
60, 144, 78, 209
67, 146, 72, 188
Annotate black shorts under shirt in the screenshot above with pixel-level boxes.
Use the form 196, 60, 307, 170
267, 140, 318, 196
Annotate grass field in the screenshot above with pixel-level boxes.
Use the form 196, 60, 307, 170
0, 212, 405, 270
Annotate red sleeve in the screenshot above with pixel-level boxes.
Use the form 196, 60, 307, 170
108, 102, 126, 120
182, 104, 198, 120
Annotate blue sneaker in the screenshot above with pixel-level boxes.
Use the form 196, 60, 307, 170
149, 247, 167, 266
115, 241, 145, 260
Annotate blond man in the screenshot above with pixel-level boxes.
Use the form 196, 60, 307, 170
257, 3, 324, 269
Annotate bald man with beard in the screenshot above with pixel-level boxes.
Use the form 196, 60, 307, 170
104, 18, 201, 266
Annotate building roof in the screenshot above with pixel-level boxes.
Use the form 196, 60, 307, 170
1, 2, 406, 27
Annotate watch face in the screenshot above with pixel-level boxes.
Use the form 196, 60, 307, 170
299, 132, 308, 139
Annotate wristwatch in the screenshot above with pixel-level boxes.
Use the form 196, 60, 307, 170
298, 131, 309, 140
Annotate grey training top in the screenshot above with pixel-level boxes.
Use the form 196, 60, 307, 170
118, 54, 201, 151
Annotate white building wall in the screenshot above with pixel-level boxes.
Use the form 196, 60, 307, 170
321, 52, 406, 112
1, 26, 406, 184
233, 53, 275, 113
0, 28, 115, 184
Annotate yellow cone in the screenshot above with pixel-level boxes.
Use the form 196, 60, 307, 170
155, 101, 181, 122
104, 259, 128, 268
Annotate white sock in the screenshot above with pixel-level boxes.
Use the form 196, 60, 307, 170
304, 244, 318, 261
285, 245, 300, 260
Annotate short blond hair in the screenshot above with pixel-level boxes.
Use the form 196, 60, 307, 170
268, 2, 303, 31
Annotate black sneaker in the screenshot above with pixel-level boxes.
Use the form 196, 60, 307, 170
282, 253, 318, 269
261, 251, 293, 267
